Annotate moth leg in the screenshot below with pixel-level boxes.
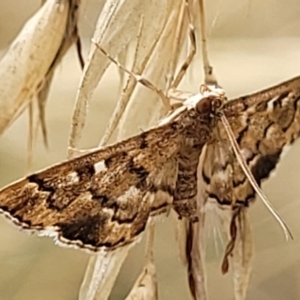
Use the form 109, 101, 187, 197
220, 207, 253, 300
221, 208, 239, 274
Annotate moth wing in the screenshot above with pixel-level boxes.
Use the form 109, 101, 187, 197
198, 76, 300, 298
200, 76, 300, 211
0, 125, 180, 252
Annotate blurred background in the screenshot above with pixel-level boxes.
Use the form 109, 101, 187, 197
0, 0, 300, 299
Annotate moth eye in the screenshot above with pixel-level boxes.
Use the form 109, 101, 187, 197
211, 98, 223, 114
195, 96, 213, 114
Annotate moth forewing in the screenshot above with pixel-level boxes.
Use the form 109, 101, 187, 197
206, 76, 300, 206
0, 89, 224, 252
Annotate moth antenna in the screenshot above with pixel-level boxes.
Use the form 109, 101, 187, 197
220, 114, 293, 241
92, 39, 171, 110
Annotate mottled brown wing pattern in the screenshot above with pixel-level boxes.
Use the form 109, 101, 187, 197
0, 95, 215, 251
194, 76, 300, 300
188, 76, 300, 300
0, 123, 181, 251
201, 76, 300, 210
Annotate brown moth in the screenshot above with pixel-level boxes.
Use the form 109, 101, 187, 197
0, 75, 299, 251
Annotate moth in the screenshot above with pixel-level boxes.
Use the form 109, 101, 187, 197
0, 75, 300, 298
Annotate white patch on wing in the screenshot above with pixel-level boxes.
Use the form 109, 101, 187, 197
265, 124, 276, 139
63, 172, 79, 186
39, 226, 61, 237
267, 96, 278, 112
245, 105, 256, 114
240, 148, 252, 160
239, 114, 249, 126
146, 192, 156, 207
215, 170, 230, 182
281, 93, 292, 106
94, 160, 107, 173
117, 186, 139, 203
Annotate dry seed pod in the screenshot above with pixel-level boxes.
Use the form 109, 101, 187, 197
0, 0, 82, 142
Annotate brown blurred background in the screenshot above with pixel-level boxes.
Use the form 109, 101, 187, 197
1, 1, 300, 299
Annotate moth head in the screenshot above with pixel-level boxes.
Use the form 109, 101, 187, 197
195, 85, 226, 114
